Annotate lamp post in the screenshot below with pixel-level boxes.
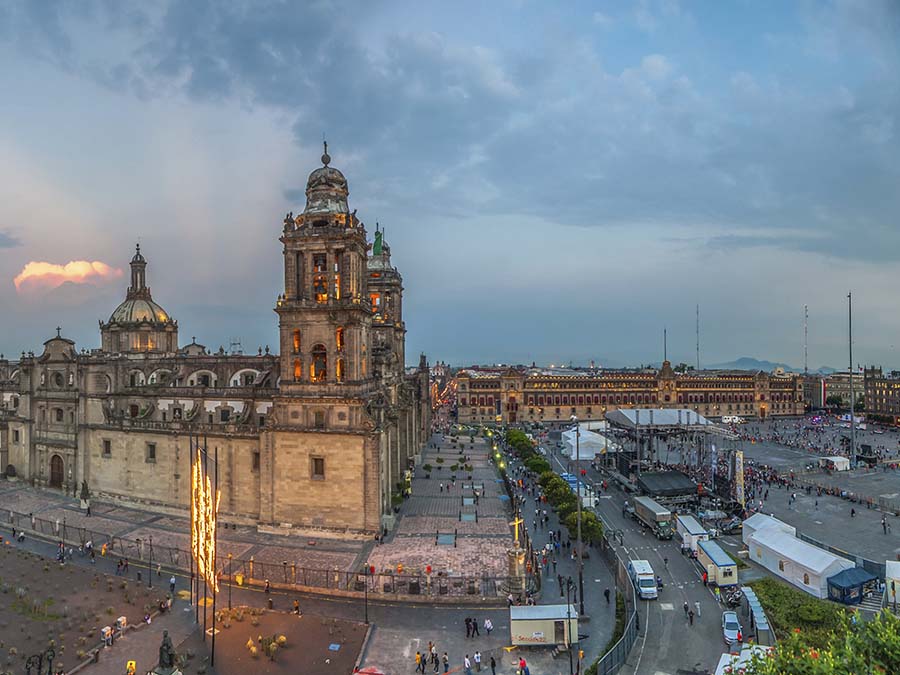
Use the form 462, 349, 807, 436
570, 415, 585, 616
227, 553, 233, 610
148, 534, 153, 589
565, 577, 574, 675
364, 565, 370, 625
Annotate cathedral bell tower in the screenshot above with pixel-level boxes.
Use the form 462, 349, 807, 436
276, 143, 372, 395
265, 144, 381, 534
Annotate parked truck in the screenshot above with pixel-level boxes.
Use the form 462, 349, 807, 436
632, 495, 674, 539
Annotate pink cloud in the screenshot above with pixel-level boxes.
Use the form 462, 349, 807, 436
14, 260, 124, 293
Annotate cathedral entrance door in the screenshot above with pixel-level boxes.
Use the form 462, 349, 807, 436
50, 454, 64, 488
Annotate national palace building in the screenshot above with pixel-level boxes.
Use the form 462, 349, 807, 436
0, 146, 431, 535
455, 360, 805, 425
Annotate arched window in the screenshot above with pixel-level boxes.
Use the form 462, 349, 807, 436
336, 358, 345, 383
310, 345, 327, 382
336, 326, 345, 351
292, 330, 301, 353
313, 254, 328, 303
54, 372, 63, 388
293, 359, 302, 381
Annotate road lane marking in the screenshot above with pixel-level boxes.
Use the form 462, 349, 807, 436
659, 603, 674, 610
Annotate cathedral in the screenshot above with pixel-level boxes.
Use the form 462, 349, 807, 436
0, 146, 431, 534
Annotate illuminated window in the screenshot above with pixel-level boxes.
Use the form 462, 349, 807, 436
336, 326, 345, 351
370, 292, 381, 316
293, 330, 301, 353
333, 256, 342, 300
336, 358, 345, 383
293, 359, 302, 381
313, 254, 328, 303
311, 345, 327, 382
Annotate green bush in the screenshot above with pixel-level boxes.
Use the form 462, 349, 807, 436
422, 464, 433, 473
524, 457, 551, 475
748, 577, 847, 649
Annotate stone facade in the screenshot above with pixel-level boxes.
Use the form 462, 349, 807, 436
455, 360, 805, 425
0, 147, 431, 535
864, 367, 900, 424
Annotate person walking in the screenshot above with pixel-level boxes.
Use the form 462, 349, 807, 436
883, 517, 888, 535
489, 655, 496, 675
443, 653, 449, 673
465, 617, 472, 637
688, 609, 695, 626
169, 575, 176, 594
416, 651, 423, 673
432, 645, 439, 672
604, 588, 611, 604
265, 579, 271, 594
484, 618, 493, 635
464, 654, 473, 675
474, 651, 482, 672
472, 617, 480, 636
694, 600, 701, 618
683, 601, 689, 618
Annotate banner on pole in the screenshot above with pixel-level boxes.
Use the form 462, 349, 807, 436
734, 450, 745, 508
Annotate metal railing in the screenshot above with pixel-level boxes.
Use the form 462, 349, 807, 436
4, 508, 532, 600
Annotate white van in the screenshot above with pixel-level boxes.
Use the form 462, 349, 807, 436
628, 559, 658, 600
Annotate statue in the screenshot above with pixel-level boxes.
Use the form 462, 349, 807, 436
283, 211, 294, 229
158, 630, 176, 671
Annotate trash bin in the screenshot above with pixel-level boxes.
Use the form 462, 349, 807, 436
267, 597, 273, 610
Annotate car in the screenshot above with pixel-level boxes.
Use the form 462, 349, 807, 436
722, 610, 742, 645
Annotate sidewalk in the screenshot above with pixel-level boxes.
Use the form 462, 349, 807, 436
501, 447, 616, 674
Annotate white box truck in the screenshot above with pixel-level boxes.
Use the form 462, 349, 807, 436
628, 559, 658, 600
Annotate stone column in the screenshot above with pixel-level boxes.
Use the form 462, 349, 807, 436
504, 547, 526, 597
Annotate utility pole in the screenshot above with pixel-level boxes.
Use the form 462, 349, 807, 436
804, 305, 808, 375
848, 293, 856, 467
663, 327, 667, 363
570, 415, 585, 617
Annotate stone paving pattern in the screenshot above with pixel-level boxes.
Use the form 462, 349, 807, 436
365, 433, 514, 577
0, 482, 366, 573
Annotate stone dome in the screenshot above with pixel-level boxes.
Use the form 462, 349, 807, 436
303, 142, 349, 215
108, 297, 171, 325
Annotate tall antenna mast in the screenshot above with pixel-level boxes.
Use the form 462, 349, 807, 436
696, 304, 700, 370
804, 305, 808, 375
849, 292, 856, 467
664, 327, 667, 363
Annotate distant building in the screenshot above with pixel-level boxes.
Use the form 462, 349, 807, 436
802, 375, 825, 410
454, 360, 804, 425
864, 367, 900, 425
823, 371, 864, 407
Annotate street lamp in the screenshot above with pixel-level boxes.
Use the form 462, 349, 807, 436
565, 577, 574, 675
227, 553, 233, 610
148, 534, 153, 589
570, 415, 585, 616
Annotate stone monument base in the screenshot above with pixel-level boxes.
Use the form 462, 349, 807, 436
152, 667, 182, 675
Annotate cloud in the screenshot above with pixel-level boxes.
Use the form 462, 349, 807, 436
14, 260, 123, 293
0, 230, 20, 248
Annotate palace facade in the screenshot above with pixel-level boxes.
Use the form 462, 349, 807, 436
455, 361, 804, 425
0, 147, 430, 534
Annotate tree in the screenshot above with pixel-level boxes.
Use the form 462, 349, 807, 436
563, 511, 604, 544
854, 396, 865, 412
826, 394, 844, 407
742, 611, 900, 675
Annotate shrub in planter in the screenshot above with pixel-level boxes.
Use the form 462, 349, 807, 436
423, 464, 433, 472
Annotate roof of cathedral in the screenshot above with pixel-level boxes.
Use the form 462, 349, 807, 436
304, 142, 349, 215
108, 297, 171, 325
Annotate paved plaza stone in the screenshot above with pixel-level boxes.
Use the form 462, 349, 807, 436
0, 482, 367, 575
364, 434, 515, 578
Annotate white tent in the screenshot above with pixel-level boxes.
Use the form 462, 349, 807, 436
561, 428, 619, 458
819, 456, 851, 471
742, 513, 795, 546
747, 528, 854, 598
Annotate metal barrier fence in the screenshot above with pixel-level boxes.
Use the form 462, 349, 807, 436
4, 508, 533, 600
796, 530, 887, 581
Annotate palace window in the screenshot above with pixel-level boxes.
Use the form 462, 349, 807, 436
294, 359, 302, 381
311, 456, 326, 480
13, 429, 20, 444
314, 411, 325, 428
54, 372, 63, 388
252, 452, 260, 471
336, 358, 345, 383
146, 442, 157, 463
310, 345, 327, 382
336, 326, 345, 351
313, 254, 328, 303
293, 329, 301, 353
55, 408, 63, 422
102, 439, 111, 457
220, 409, 231, 423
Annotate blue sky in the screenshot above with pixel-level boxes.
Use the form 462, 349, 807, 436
0, 1, 898, 368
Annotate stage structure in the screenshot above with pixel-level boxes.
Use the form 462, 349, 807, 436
605, 408, 745, 507
190, 434, 220, 666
